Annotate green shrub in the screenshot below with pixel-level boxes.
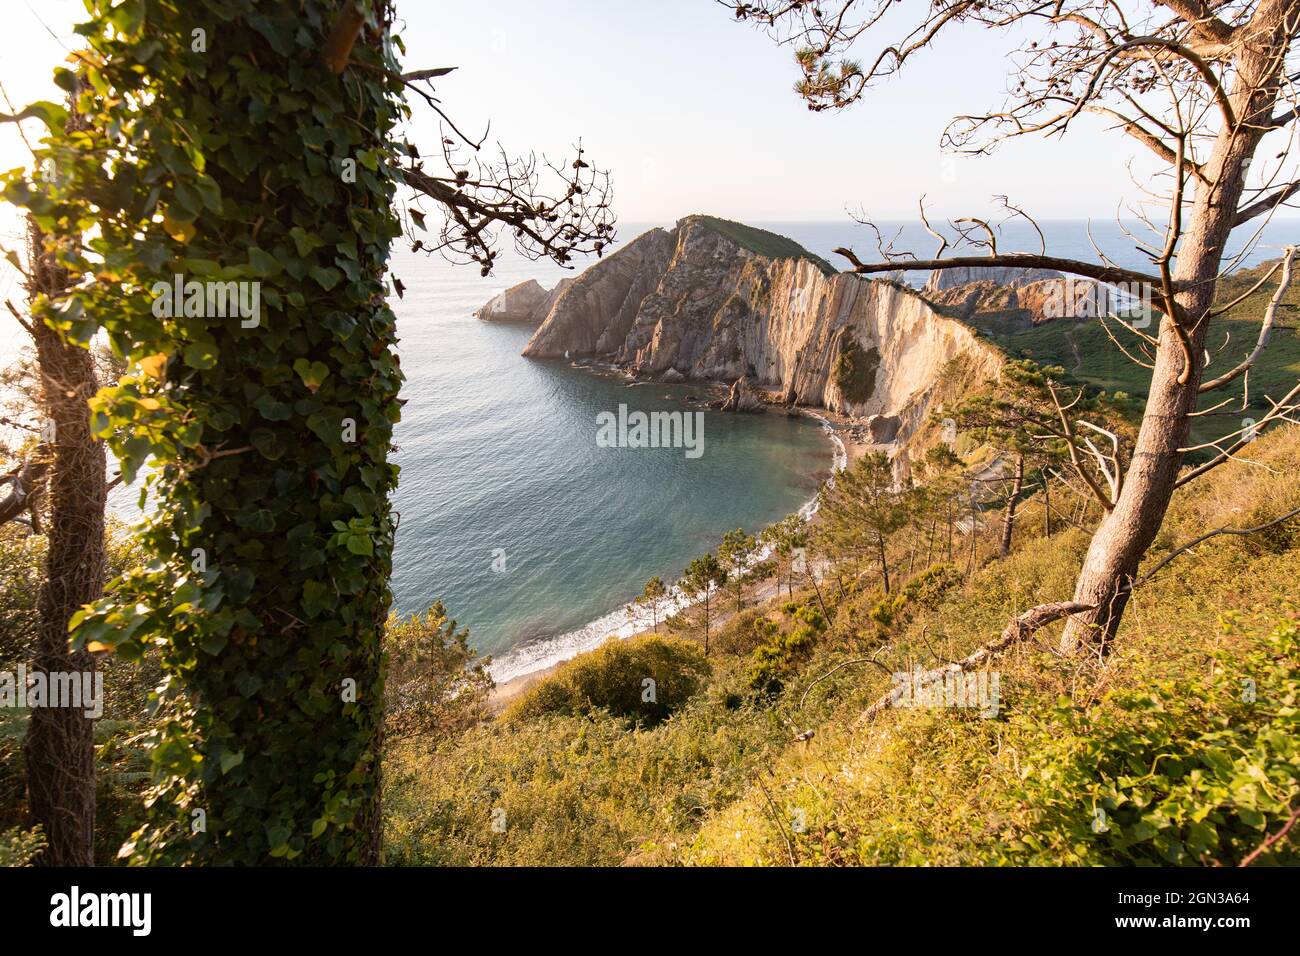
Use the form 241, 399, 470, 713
505, 635, 710, 727
714, 610, 779, 657
868, 562, 962, 631
384, 602, 492, 742
747, 605, 827, 696
1014, 616, 1300, 865
832, 338, 881, 405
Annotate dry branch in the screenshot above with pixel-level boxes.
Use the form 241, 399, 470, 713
856, 601, 1095, 723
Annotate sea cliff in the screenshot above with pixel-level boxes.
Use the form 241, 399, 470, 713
485, 215, 1006, 450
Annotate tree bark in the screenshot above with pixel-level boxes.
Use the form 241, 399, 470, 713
1061, 1, 1294, 652
1042, 469, 1052, 538
999, 454, 1025, 558
23, 219, 106, 867
859, 600, 1095, 722
703, 591, 711, 655
946, 499, 954, 561
877, 532, 890, 595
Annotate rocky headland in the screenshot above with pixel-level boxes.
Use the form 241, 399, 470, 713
474, 215, 1056, 458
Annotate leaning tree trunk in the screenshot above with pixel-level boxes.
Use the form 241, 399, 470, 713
1061, 4, 1293, 652
999, 454, 1024, 558
23, 219, 106, 867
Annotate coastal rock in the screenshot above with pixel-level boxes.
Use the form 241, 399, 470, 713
521, 228, 677, 353
475, 277, 574, 323
661, 368, 687, 384
1017, 277, 1105, 324
924, 279, 1020, 320
502, 214, 1003, 449
922, 273, 1105, 327
863, 413, 901, 444
720, 375, 765, 413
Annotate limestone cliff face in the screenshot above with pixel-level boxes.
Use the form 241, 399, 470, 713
515, 216, 1004, 445
925, 270, 1105, 327
922, 265, 1062, 294
521, 227, 677, 351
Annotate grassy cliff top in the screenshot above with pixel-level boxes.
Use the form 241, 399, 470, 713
681, 214, 838, 276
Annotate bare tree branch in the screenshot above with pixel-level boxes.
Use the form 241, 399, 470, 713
1200, 244, 1296, 392
856, 601, 1096, 723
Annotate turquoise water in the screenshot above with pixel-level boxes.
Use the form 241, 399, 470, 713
386, 242, 834, 677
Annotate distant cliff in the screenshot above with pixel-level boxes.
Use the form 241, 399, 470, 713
490, 215, 1005, 447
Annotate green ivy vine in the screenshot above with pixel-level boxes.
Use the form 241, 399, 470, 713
4, 0, 406, 863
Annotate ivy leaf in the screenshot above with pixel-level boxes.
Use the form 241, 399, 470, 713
108, 0, 147, 37
183, 342, 219, 369
250, 428, 285, 460
293, 358, 330, 392
200, 630, 229, 655
253, 394, 292, 421
248, 246, 283, 277
308, 265, 342, 291
162, 213, 196, 244
194, 173, 223, 213
346, 534, 374, 557
0, 100, 69, 132
289, 226, 324, 257
137, 353, 169, 379
302, 580, 331, 618
174, 181, 203, 218
220, 750, 245, 774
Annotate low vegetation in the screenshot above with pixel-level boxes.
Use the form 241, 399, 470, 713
382, 423, 1300, 866
965, 258, 1300, 453
689, 215, 837, 277
503, 635, 710, 727
831, 338, 881, 406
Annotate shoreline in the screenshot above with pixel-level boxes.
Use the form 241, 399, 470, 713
486, 400, 870, 711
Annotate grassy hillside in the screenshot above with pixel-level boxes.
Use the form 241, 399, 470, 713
964, 258, 1300, 449
384, 424, 1300, 866
686, 214, 838, 276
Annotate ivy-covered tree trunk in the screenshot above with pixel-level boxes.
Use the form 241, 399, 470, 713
24, 218, 104, 867
9, 0, 406, 864
137, 0, 404, 865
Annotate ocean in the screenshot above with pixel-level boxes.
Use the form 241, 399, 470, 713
384, 235, 835, 681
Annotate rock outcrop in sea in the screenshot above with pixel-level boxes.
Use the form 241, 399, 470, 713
480, 215, 1007, 450
475, 277, 574, 323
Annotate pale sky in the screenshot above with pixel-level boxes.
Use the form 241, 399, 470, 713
0, 0, 1292, 338
0, 0, 1176, 229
